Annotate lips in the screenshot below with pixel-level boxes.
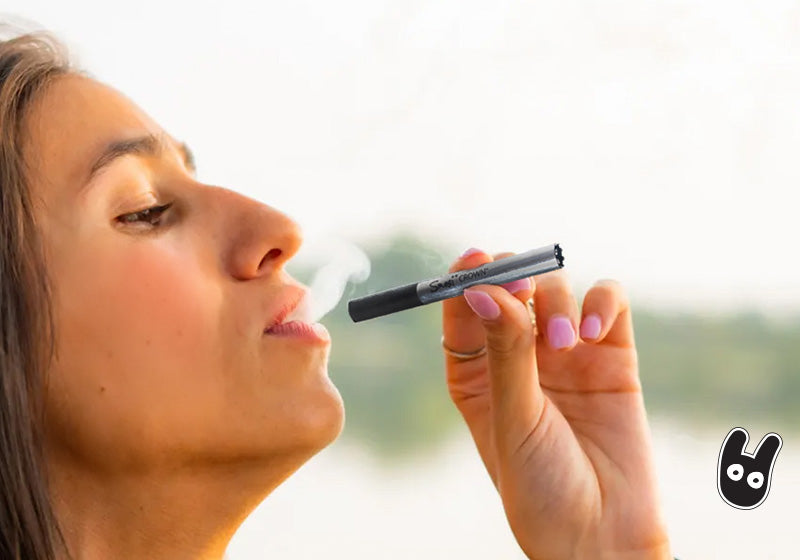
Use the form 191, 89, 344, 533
264, 287, 307, 333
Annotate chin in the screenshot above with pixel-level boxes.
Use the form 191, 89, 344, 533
288, 378, 346, 456
312, 378, 346, 447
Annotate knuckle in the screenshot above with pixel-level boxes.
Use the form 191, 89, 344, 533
486, 333, 516, 355
486, 306, 532, 354
536, 269, 571, 292
547, 285, 573, 302
486, 328, 526, 355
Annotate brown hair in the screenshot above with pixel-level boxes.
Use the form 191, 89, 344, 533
0, 21, 81, 560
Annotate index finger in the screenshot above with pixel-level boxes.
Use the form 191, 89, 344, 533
442, 249, 534, 367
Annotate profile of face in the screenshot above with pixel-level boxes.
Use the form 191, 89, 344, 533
717, 427, 782, 509
22, 75, 344, 493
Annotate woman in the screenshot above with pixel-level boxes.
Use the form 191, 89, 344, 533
0, 26, 673, 559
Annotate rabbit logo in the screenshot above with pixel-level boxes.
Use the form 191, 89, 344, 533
717, 427, 782, 509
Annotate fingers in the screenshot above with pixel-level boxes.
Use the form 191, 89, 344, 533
531, 268, 581, 351
461, 281, 544, 458
441, 250, 494, 375
441, 250, 532, 378
442, 249, 536, 478
531, 271, 635, 350
579, 278, 635, 348
442, 247, 635, 461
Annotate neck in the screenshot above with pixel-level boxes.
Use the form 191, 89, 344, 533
48, 452, 307, 560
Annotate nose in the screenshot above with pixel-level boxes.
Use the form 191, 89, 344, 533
208, 185, 303, 281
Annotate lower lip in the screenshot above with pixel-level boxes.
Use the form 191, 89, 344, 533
264, 321, 330, 343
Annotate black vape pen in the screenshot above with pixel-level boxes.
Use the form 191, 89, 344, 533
348, 243, 563, 322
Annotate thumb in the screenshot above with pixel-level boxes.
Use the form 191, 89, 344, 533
462, 284, 545, 458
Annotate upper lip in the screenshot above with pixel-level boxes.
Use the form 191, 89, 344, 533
264, 286, 307, 332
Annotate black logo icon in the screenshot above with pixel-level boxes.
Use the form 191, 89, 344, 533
717, 427, 782, 509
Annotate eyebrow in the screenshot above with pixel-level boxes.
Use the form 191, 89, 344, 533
85, 131, 196, 189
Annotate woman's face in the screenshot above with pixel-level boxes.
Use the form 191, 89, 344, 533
24, 74, 344, 476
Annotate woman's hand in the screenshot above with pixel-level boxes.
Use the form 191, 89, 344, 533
442, 249, 672, 560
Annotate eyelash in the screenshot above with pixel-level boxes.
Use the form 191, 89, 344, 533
117, 203, 173, 229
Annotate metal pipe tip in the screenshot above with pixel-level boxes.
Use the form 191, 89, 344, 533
555, 243, 564, 267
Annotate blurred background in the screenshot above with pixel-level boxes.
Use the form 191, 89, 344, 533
5, 1, 800, 558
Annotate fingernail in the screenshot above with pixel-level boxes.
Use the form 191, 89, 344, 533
502, 278, 531, 294
547, 315, 575, 349
460, 247, 483, 259
463, 289, 501, 320
580, 313, 602, 340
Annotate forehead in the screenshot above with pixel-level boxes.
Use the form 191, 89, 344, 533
23, 74, 163, 196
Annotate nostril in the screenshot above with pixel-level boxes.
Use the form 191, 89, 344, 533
259, 248, 282, 270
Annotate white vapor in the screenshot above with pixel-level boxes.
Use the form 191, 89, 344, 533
289, 234, 372, 323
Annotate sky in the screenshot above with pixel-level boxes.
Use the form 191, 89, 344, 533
5, 0, 800, 319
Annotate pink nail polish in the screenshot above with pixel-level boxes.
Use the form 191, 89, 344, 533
463, 289, 501, 320
502, 278, 531, 294
547, 315, 575, 349
580, 314, 602, 340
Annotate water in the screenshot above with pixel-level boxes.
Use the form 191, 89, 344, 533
227, 418, 799, 559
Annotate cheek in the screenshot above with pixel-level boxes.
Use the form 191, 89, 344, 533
45, 241, 229, 466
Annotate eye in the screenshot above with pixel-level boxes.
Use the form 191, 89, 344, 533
117, 203, 173, 229
747, 471, 764, 489
727, 463, 744, 481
